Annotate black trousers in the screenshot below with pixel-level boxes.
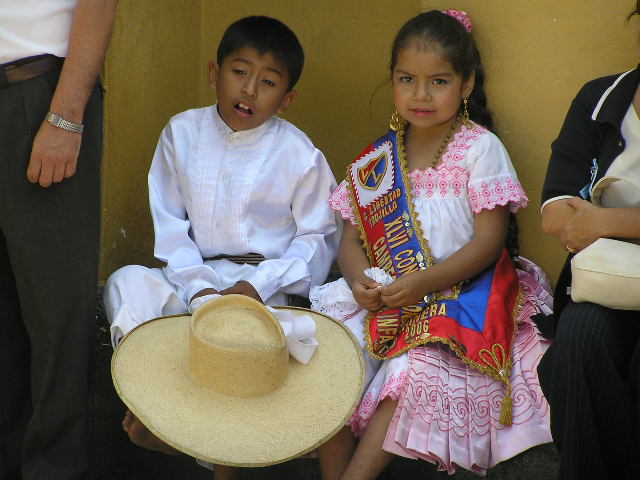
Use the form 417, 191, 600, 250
0, 67, 102, 479
538, 300, 640, 480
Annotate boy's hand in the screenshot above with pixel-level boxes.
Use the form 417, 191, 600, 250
220, 281, 263, 304
352, 276, 383, 312
190, 288, 219, 304
381, 271, 429, 308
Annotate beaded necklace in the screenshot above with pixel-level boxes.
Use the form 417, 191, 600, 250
427, 114, 461, 169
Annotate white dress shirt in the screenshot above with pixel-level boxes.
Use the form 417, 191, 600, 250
598, 105, 640, 207
0, 0, 77, 63
149, 104, 341, 303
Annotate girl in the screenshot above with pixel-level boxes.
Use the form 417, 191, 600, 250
313, 10, 553, 479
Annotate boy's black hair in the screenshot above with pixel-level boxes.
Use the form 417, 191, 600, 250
216, 16, 304, 91
390, 10, 494, 133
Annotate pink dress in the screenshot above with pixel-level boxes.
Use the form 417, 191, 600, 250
310, 123, 552, 475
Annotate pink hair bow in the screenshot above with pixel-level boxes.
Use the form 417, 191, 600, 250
442, 9, 473, 32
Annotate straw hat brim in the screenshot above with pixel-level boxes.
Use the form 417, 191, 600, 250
111, 306, 365, 467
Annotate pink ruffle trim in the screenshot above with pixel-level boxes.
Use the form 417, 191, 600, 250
347, 370, 407, 437
329, 182, 357, 225
469, 176, 528, 213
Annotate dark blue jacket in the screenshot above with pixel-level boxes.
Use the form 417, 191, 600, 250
540, 65, 640, 333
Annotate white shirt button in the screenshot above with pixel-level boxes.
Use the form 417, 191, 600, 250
215, 222, 221, 228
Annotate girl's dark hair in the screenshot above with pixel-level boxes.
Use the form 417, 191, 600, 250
391, 11, 523, 262
390, 10, 495, 133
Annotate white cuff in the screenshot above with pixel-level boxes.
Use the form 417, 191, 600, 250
244, 269, 278, 303
540, 195, 575, 214
188, 293, 222, 314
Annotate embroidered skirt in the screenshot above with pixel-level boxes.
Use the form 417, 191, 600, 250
310, 257, 553, 475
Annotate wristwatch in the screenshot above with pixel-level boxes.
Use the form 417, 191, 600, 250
46, 112, 84, 134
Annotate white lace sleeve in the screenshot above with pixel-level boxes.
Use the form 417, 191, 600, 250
310, 278, 362, 321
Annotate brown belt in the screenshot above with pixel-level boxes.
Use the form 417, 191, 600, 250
1, 55, 63, 86
203, 253, 310, 307
204, 253, 266, 267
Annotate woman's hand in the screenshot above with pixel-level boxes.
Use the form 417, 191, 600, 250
561, 197, 606, 252
352, 276, 384, 311
380, 270, 430, 308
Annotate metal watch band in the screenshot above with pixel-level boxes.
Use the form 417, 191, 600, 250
45, 112, 84, 134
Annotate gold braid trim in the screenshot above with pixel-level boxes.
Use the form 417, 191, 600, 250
346, 169, 373, 266
395, 124, 434, 268
365, 286, 524, 425
365, 289, 523, 371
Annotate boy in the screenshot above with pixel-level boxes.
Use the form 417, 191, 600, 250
103, 16, 340, 475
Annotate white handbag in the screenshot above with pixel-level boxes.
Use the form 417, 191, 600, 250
570, 175, 640, 310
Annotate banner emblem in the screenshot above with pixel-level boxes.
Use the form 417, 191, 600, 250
358, 152, 388, 190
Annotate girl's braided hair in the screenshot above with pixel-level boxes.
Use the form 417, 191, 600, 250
390, 11, 521, 264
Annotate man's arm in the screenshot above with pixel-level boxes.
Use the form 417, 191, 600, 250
27, 0, 119, 187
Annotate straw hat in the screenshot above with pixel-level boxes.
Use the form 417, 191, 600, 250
111, 294, 365, 467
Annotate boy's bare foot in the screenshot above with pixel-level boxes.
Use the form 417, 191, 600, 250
122, 410, 181, 455
214, 464, 241, 479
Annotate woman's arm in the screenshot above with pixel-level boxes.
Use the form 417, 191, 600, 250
381, 205, 509, 308
541, 198, 577, 238
559, 198, 640, 251
541, 78, 617, 248
541, 81, 603, 206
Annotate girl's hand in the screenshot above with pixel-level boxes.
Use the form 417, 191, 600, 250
381, 270, 430, 308
561, 197, 605, 252
352, 276, 384, 311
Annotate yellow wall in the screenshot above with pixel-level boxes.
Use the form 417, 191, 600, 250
101, 0, 638, 284
101, 1, 202, 274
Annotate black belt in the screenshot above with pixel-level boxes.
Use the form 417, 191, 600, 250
204, 253, 266, 267
0, 55, 63, 88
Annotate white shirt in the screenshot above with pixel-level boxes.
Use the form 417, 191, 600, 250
0, 0, 77, 64
598, 105, 640, 207
149, 105, 341, 303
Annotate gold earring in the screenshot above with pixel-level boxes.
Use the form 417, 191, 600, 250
462, 99, 471, 127
390, 109, 406, 131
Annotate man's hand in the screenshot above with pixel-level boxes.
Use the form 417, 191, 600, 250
27, 121, 81, 187
219, 281, 263, 303
352, 276, 383, 312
